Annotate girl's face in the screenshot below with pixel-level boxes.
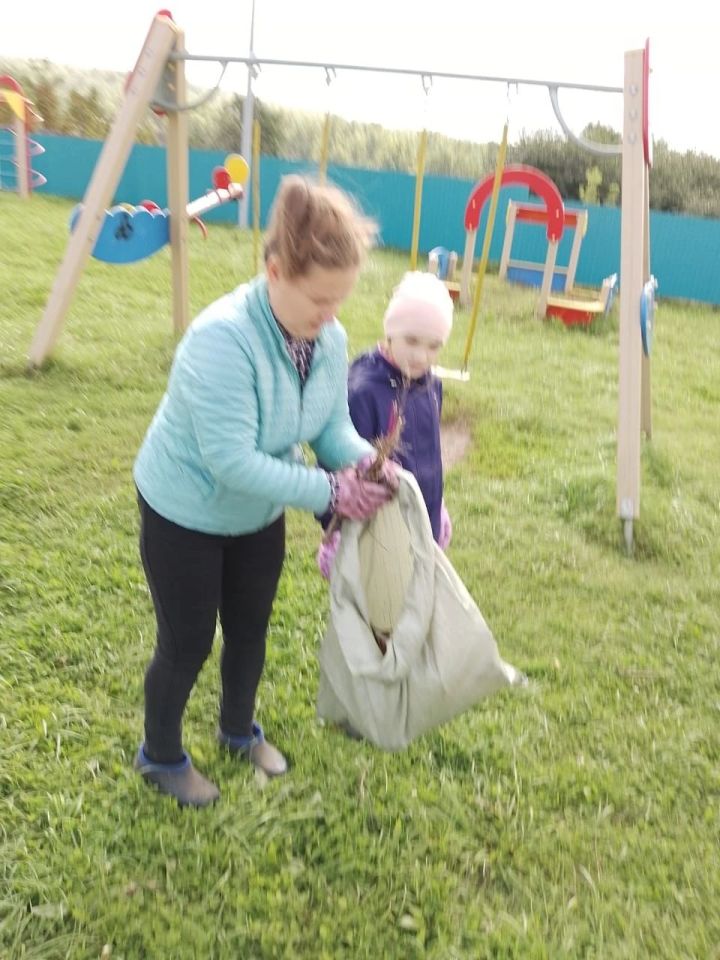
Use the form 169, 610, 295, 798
266, 256, 359, 339
386, 333, 443, 379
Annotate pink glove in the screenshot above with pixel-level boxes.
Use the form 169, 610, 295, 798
357, 453, 401, 492
439, 500, 452, 550
316, 530, 341, 580
336, 466, 392, 520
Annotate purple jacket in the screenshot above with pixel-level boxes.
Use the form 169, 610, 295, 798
348, 348, 444, 542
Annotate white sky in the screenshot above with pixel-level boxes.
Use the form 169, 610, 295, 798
3, 1, 719, 158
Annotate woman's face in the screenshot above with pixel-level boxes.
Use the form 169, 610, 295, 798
267, 256, 359, 339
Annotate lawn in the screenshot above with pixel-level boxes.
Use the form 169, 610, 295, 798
1, 192, 719, 959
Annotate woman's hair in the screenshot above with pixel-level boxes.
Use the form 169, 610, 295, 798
264, 175, 376, 278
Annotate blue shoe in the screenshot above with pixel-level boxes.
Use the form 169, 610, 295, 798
134, 745, 220, 807
217, 722, 288, 777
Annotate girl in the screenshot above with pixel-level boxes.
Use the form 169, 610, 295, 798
317, 270, 453, 577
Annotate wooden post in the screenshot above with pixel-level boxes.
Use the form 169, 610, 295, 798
28, 13, 178, 368
498, 201, 517, 281
536, 240, 558, 318
165, 28, 190, 336
252, 118, 261, 275
640, 165, 652, 438
14, 115, 29, 199
616, 48, 647, 544
565, 210, 587, 291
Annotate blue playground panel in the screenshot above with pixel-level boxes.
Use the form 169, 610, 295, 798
69, 203, 170, 263
506, 264, 566, 292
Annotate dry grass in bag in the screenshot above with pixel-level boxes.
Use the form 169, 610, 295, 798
327, 400, 411, 654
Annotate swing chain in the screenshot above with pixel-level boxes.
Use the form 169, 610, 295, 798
505, 81, 518, 125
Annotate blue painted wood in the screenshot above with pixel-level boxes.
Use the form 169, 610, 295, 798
69, 203, 170, 263
506, 265, 567, 292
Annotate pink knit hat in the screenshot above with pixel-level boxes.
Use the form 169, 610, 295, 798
383, 271, 454, 344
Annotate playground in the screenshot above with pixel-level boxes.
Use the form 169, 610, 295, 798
2, 12, 720, 957
2, 191, 719, 957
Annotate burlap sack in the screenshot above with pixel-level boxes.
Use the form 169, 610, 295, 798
317, 471, 524, 750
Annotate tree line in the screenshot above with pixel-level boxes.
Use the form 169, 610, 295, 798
3, 57, 720, 217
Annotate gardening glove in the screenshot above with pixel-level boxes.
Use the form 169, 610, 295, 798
357, 453, 401, 492
316, 530, 341, 580
335, 466, 393, 520
439, 500, 453, 550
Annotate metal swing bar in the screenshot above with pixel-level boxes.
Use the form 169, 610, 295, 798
169, 49, 623, 100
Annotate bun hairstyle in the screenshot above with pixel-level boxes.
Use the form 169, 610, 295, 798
264, 175, 376, 278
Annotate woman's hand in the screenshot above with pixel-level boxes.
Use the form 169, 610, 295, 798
336, 466, 393, 520
357, 453, 401, 492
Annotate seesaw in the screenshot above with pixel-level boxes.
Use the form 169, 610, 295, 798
545, 273, 618, 326
69, 154, 248, 264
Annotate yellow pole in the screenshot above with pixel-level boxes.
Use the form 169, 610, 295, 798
319, 113, 331, 184
252, 118, 261, 275
409, 128, 428, 270
461, 122, 508, 371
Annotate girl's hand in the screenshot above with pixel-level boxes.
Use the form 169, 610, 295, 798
316, 530, 341, 580
439, 500, 452, 550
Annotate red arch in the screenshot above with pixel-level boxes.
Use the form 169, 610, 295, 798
464, 164, 565, 242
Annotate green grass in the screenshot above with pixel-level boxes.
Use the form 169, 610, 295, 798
1, 192, 719, 959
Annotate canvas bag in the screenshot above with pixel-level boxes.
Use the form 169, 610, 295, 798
317, 472, 523, 750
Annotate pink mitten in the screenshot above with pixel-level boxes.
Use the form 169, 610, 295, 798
439, 500, 452, 550
357, 453, 401, 492
336, 466, 392, 520
316, 530, 341, 580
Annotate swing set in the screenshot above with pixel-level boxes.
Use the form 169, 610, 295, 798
27, 12, 653, 547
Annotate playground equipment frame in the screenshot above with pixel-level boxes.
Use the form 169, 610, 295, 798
499, 201, 588, 294
0, 75, 46, 198
28, 13, 651, 548
28, 12, 624, 369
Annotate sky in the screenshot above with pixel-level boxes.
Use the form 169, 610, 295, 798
4, 1, 720, 159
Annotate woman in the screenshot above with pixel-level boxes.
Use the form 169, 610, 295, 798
133, 175, 397, 807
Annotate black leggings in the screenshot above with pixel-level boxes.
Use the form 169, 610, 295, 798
138, 494, 285, 764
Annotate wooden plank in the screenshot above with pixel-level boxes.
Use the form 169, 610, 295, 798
166, 28, 190, 336
509, 259, 568, 274
537, 240, 558, 318
498, 201, 517, 280
640, 164, 652, 438
565, 210, 587, 291
513, 202, 583, 228
616, 49, 646, 521
15, 116, 29, 198
28, 14, 178, 367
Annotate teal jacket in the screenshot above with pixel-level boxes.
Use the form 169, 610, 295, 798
134, 276, 373, 535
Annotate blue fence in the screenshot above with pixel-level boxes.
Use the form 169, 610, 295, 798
25, 133, 720, 305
